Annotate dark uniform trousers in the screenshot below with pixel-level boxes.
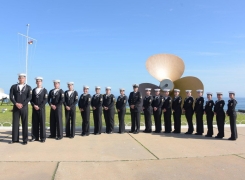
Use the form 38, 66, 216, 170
48, 89, 64, 138
163, 97, 172, 133
128, 91, 142, 133
91, 94, 103, 134
78, 94, 91, 135
227, 99, 238, 139
103, 94, 115, 133
172, 96, 182, 133
10, 84, 32, 143
214, 100, 225, 138
143, 96, 153, 132
152, 96, 163, 132
194, 97, 204, 134
116, 95, 127, 133
31, 88, 48, 141
183, 97, 194, 133
205, 100, 214, 136
64, 90, 78, 137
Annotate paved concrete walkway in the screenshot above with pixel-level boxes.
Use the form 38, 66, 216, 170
0, 126, 244, 180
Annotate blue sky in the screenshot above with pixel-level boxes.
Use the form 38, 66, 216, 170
0, 0, 245, 97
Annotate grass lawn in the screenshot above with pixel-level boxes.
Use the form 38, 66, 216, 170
0, 104, 245, 127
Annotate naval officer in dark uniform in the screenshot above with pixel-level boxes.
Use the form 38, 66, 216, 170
162, 89, 172, 133
64, 82, 78, 138
78, 85, 91, 136
183, 90, 194, 134
30, 77, 48, 143
103, 87, 115, 134
128, 84, 142, 134
91, 86, 103, 135
9, 73, 32, 145
48, 80, 64, 140
116, 88, 127, 134
172, 89, 182, 133
226, 91, 238, 140
152, 89, 163, 133
142, 88, 153, 133
194, 89, 204, 135
204, 92, 214, 137
214, 92, 225, 139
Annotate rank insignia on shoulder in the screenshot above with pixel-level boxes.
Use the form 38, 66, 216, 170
169, 100, 171, 102
140, 96, 142, 99
149, 99, 151, 102
199, 101, 201, 104
189, 100, 191, 103
88, 98, 91, 101
30, 90, 32, 94
100, 98, 102, 101
76, 96, 78, 99
124, 100, 126, 103
45, 94, 48, 98
231, 103, 233, 106
162, 99, 164, 102
209, 103, 211, 106
179, 100, 181, 103
220, 104, 222, 107
62, 93, 64, 97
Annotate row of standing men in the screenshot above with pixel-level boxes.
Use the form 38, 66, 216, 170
9, 74, 238, 145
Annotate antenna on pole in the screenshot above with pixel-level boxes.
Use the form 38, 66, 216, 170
18, 24, 37, 84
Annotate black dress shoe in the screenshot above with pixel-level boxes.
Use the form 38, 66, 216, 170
215, 136, 223, 139
70, 136, 74, 139
228, 137, 236, 141
185, 132, 192, 134
9, 141, 19, 144
86, 133, 90, 136
205, 134, 212, 137
94, 133, 99, 135
154, 131, 160, 133
194, 133, 202, 135
48, 135, 55, 138
22, 142, 27, 145
81, 134, 85, 136
29, 138, 39, 142
143, 130, 147, 133
128, 131, 134, 133
40, 140, 45, 143
56, 137, 62, 140
133, 131, 139, 134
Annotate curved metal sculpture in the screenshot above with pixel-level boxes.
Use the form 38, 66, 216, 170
139, 54, 204, 102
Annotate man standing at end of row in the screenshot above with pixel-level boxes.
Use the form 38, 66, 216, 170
30, 77, 48, 143
79, 86, 91, 136
172, 89, 182, 133
48, 80, 64, 140
64, 82, 78, 138
194, 89, 204, 135
183, 90, 194, 134
9, 73, 32, 145
128, 84, 142, 134
103, 87, 115, 134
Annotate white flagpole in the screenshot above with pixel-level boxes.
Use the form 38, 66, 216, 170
25, 24, 30, 84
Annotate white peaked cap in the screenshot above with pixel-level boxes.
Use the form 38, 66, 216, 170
174, 89, 180, 92
163, 89, 170, 92
206, 92, 213, 95
67, 82, 74, 85
186, 90, 192, 93
18, 73, 26, 77
53, 80, 60, 83
119, 88, 125, 91
196, 89, 203, 93
145, 88, 151, 91
228, 91, 235, 94
154, 89, 161, 91
83, 85, 89, 89
106, 87, 111, 90
216, 92, 223, 95
95, 86, 101, 89
133, 84, 139, 87
35, 77, 43, 80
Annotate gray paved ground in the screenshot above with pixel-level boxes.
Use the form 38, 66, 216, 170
0, 126, 244, 180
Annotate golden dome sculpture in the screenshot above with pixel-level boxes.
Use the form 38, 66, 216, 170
139, 54, 204, 103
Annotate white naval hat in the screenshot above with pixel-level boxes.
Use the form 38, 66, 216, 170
154, 89, 161, 92
186, 90, 192, 93
105, 87, 111, 90
95, 86, 101, 89
53, 80, 60, 83
163, 89, 170, 92
35, 77, 43, 80
83, 85, 89, 89
67, 82, 74, 85
18, 73, 26, 77
132, 84, 139, 88
174, 89, 180, 92
228, 91, 235, 94
196, 89, 203, 93
145, 88, 151, 91
206, 92, 213, 95
119, 88, 125, 91
216, 92, 223, 95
